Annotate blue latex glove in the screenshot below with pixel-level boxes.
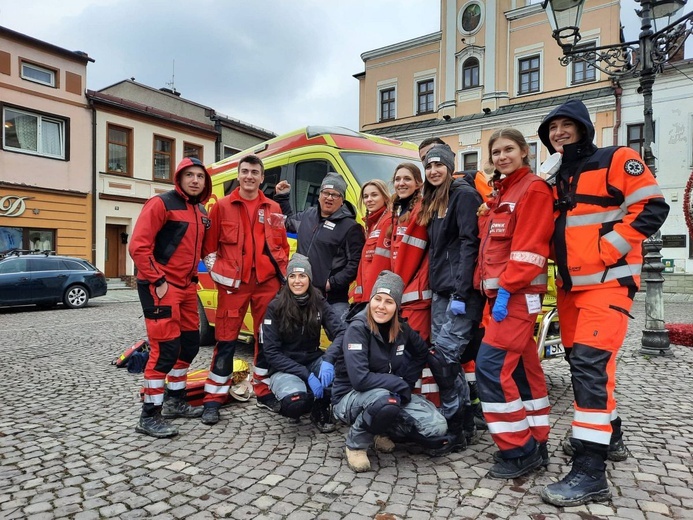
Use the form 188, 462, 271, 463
318, 361, 335, 388
492, 288, 511, 322
450, 299, 466, 316
307, 373, 324, 399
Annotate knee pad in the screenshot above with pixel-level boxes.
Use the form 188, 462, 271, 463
363, 394, 402, 435
427, 348, 460, 391
153, 338, 180, 374
212, 341, 238, 376
280, 392, 311, 419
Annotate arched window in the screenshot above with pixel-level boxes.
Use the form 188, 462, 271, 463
463, 58, 479, 89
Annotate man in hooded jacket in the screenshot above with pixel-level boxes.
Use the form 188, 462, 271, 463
129, 157, 212, 438
537, 99, 669, 506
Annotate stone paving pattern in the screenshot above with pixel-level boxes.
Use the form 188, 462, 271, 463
0, 292, 691, 519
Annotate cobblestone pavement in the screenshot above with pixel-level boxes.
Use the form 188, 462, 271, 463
1, 295, 692, 519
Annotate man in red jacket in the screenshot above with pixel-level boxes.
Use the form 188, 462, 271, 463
201, 154, 289, 425
129, 157, 212, 438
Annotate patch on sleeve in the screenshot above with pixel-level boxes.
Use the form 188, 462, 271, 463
347, 343, 362, 351
263, 319, 272, 325
624, 159, 645, 176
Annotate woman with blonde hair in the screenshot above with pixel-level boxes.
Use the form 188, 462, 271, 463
352, 179, 391, 313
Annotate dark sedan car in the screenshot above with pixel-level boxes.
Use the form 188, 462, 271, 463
0, 251, 107, 309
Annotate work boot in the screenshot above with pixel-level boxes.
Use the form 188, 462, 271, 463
493, 441, 549, 467
563, 431, 629, 462
429, 410, 467, 456
468, 382, 488, 430
374, 435, 396, 453
541, 439, 611, 507
488, 443, 543, 479
136, 412, 179, 438
201, 405, 221, 425
161, 396, 203, 419
310, 399, 336, 433
345, 447, 371, 472
256, 394, 281, 413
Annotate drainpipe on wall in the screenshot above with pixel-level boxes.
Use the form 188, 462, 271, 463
612, 80, 623, 146
90, 99, 97, 265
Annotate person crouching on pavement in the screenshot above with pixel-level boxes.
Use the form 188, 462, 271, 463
261, 254, 345, 432
332, 271, 455, 473
129, 157, 212, 438
474, 128, 554, 478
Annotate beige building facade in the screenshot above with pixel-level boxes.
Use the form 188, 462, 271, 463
0, 26, 94, 259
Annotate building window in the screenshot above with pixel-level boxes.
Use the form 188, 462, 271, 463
153, 136, 174, 181
20, 61, 56, 87
518, 55, 540, 95
0, 226, 55, 253
463, 58, 480, 89
107, 124, 131, 174
528, 142, 539, 174
417, 79, 434, 114
572, 42, 597, 84
2, 107, 66, 159
380, 88, 396, 121
184, 142, 203, 162
223, 145, 240, 159
461, 151, 478, 171
627, 123, 654, 157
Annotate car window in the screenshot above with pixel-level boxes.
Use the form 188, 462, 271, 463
340, 151, 423, 188
62, 259, 87, 271
0, 258, 28, 274
28, 258, 61, 272
294, 160, 332, 211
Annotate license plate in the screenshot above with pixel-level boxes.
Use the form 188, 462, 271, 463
546, 343, 565, 357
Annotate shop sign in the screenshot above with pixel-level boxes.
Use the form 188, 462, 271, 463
0, 195, 32, 218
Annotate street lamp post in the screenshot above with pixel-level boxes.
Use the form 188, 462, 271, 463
542, 0, 693, 356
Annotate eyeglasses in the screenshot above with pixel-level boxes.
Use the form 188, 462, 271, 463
321, 190, 342, 200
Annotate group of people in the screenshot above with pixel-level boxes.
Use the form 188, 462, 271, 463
128, 99, 669, 508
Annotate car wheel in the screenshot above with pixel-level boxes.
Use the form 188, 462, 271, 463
64, 285, 89, 308
198, 297, 215, 346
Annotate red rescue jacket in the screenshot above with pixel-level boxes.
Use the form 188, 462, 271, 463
391, 200, 431, 307
202, 188, 289, 291
353, 206, 392, 303
476, 167, 554, 297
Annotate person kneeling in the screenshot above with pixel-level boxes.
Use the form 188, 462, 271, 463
332, 271, 455, 472
262, 254, 344, 433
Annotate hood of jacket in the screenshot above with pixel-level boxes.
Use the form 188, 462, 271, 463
538, 99, 596, 155
174, 157, 212, 204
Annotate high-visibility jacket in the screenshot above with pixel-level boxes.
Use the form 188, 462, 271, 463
353, 206, 392, 303
391, 200, 431, 306
551, 146, 669, 292
476, 167, 554, 297
202, 188, 289, 291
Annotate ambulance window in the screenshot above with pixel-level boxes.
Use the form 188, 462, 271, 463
295, 160, 332, 211
223, 179, 237, 196
261, 167, 281, 200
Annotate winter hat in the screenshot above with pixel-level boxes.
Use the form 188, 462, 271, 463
425, 144, 455, 174
320, 172, 347, 198
287, 253, 313, 281
370, 270, 405, 307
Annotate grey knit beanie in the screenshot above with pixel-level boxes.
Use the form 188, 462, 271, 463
320, 172, 347, 198
287, 253, 312, 281
370, 270, 404, 307
425, 144, 455, 174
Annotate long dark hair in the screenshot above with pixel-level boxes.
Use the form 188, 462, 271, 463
276, 283, 323, 338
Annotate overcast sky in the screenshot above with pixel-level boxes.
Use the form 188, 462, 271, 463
0, 0, 689, 136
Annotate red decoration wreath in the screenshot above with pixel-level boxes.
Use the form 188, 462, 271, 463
685, 170, 693, 236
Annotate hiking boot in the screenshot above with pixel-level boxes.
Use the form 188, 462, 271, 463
345, 447, 371, 472
494, 441, 549, 467
136, 413, 178, 438
429, 431, 466, 457
310, 400, 336, 433
161, 396, 203, 419
541, 439, 611, 507
201, 405, 220, 425
474, 404, 488, 430
488, 444, 543, 479
374, 435, 395, 453
256, 394, 281, 413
